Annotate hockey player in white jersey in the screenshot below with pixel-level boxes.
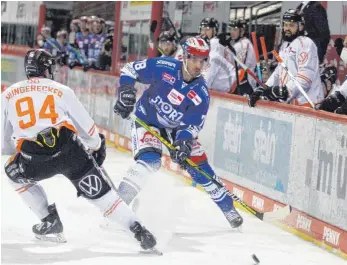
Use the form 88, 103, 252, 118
249, 9, 324, 107
1, 49, 157, 251
228, 19, 257, 95
198, 17, 237, 93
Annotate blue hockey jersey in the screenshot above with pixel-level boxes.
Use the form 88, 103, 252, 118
120, 57, 210, 141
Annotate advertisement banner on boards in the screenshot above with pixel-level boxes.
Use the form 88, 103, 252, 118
213, 107, 292, 193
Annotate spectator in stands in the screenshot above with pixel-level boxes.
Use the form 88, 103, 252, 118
296, 1, 330, 64
40, 26, 61, 56
55, 30, 85, 68
87, 16, 98, 32
36, 34, 45, 48
69, 19, 80, 47
98, 26, 114, 71
76, 16, 91, 70
88, 18, 107, 70
40, 26, 52, 40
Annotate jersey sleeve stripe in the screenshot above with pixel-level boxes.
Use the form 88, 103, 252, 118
297, 74, 312, 85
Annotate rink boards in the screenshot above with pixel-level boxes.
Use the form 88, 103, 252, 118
1, 44, 347, 259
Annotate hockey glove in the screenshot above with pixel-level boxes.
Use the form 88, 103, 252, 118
217, 33, 234, 52
335, 102, 347, 115
248, 85, 288, 107
170, 139, 193, 170
92, 133, 106, 166
318, 91, 346, 112
114, 84, 137, 119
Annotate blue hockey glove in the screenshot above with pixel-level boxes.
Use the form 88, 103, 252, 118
170, 139, 193, 170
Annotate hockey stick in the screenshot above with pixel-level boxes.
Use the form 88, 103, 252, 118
260, 36, 270, 73
225, 46, 268, 89
130, 114, 291, 222
271, 50, 315, 108
149, 20, 164, 55
251, 32, 263, 82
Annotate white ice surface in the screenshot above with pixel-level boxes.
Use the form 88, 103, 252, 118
2, 148, 346, 265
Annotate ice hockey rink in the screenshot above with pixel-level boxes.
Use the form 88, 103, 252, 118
1, 148, 346, 265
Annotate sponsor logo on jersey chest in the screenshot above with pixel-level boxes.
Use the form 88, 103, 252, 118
187, 90, 202, 106
156, 60, 176, 68
162, 72, 176, 85
167, 88, 184, 105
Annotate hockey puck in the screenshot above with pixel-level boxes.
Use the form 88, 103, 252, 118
252, 254, 260, 264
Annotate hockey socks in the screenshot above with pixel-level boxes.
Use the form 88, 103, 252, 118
118, 159, 156, 205
9, 180, 50, 220
187, 163, 234, 212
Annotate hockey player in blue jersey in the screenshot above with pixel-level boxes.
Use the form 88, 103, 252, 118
114, 37, 243, 228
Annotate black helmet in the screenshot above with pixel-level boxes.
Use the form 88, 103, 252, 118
320, 66, 338, 85
228, 19, 247, 29
24, 49, 55, 79
282, 9, 304, 23
199, 17, 219, 34
158, 31, 176, 43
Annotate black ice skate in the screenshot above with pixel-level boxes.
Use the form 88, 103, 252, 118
130, 221, 159, 253
224, 208, 243, 229
32, 203, 66, 243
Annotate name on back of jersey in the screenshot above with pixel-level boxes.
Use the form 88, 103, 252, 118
5, 85, 63, 101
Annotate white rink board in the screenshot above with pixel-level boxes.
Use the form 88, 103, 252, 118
202, 96, 347, 231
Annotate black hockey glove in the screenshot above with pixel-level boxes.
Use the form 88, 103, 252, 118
336, 102, 347, 115
170, 139, 193, 170
92, 133, 106, 166
114, 84, 137, 119
318, 91, 346, 112
248, 85, 288, 107
217, 33, 233, 51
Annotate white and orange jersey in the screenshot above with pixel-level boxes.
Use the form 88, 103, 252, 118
266, 37, 324, 106
202, 37, 237, 92
1, 77, 100, 153
230, 37, 257, 88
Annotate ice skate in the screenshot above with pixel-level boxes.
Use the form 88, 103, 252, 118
130, 221, 159, 253
32, 204, 66, 243
224, 208, 243, 229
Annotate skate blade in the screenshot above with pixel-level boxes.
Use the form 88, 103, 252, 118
139, 247, 163, 256
35, 232, 67, 243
